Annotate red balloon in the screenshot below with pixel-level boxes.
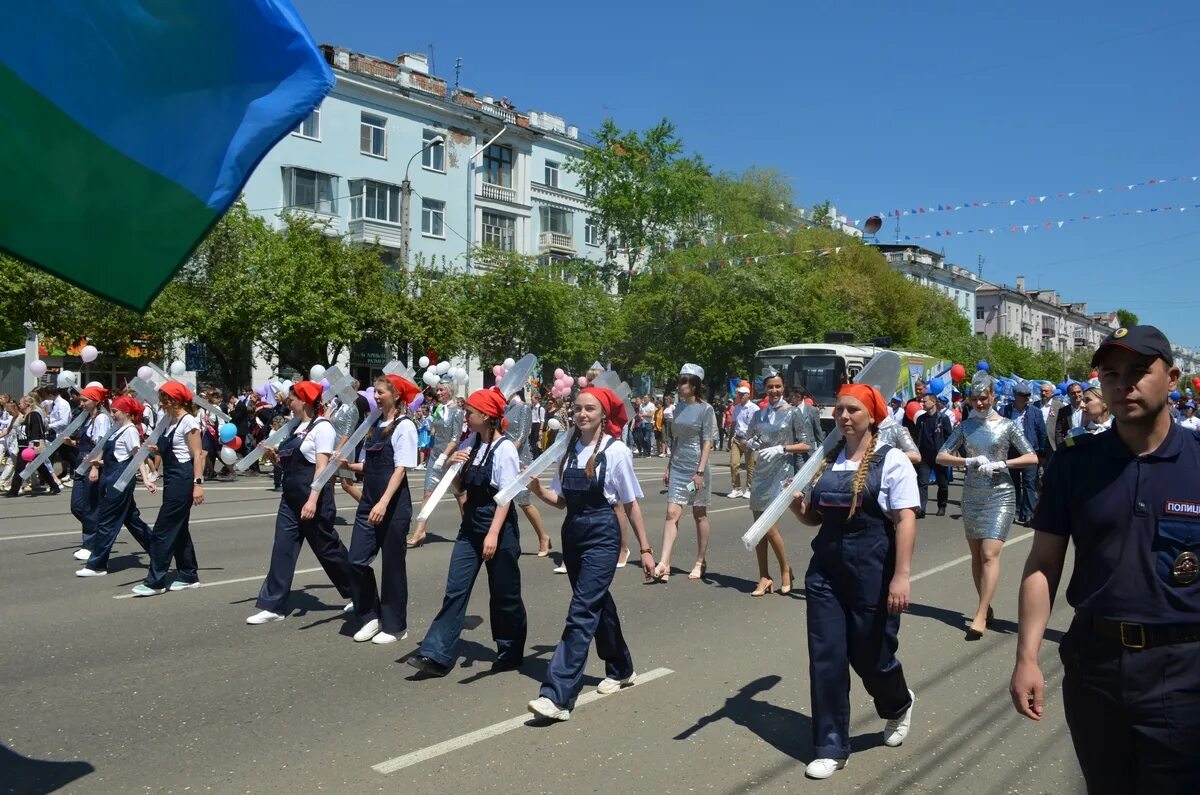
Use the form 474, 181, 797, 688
950, 364, 966, 382
758, 398, 769, 409
803, 397, 815, 406
1089, 371, 1098, 379
905, 401, 921, 423
226, 435, 243, 451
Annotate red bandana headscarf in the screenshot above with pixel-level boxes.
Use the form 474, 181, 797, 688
466, 387, 509, 432
837, 383, 888, 425
580, 387, 628, 438
385, 374, 421, 405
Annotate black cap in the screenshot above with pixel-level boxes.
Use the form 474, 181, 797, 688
1092, 324, 1173, 366
1013, 383, 1032, 396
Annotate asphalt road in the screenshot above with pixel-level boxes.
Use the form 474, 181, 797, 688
0, 459, 1085, 794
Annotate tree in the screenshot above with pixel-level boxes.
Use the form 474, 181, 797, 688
1030, 349, 1066, 382
566, 118, 710, 275
705, 168, 795, 235
1116, 308, 1138, 327
1065, 348, 1096, 381
808, 201, 833, 228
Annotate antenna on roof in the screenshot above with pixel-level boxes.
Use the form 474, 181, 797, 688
454, 57, 462, 89
428, 43, 436, 75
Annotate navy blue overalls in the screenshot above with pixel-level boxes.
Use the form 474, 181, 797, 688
805, 445, 912, 761
71, 413, 103, 550
348, 417, 413, 634
84, 425, 152, 572
254, 417, 354, 613
540, 439, 634, 709
143, 419, 200, 590
418, 436, 527, 669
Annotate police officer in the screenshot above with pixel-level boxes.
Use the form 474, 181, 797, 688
1011, 325, 1200, 792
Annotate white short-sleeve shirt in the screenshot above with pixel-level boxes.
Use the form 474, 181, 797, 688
458, 434, 520, 491
88, 412, 113, 444
826, 447, 920, 512
298, 418, 336, 464
359, 417, 419, 469
550, 437, 643, 505
166, 413, 201, 463
113, 423, 141, 462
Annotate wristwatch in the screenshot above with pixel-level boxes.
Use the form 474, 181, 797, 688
194, 478, 204, 485
694, 469, 703, 475
640, 547, 654, 555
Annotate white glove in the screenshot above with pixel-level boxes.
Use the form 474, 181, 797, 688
434, 453, 447, 470
756, 445, 784, 461
980, 460, 1008, 475
964, 455, 989, 470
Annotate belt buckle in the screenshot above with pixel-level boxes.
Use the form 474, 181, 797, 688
1119, 622, 1147, 650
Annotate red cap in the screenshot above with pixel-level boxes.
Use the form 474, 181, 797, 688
385, 374, 421, 404
292, 381, 323, 406
80, 385, 109, 403
837, 383, 888, 425
159, 381, 193, 404
466, 387, 509, 431
580, 387, 628, 437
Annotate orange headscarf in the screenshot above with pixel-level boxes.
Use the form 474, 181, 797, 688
837, 383, 888, 425
580, 386, 628, 438
159, 381, 193, 405
80, 385, 109, 404
466, 387, 509, 432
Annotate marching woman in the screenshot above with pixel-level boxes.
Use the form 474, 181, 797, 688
71, 385, 111, 561
408, 386, 527, 677
131, 382, 204, 596
525, 386, 655, 721
936, 371, 1038, 640
745, 370, 813, 597
792, 384, 919, 780
654, 364, 717, 582
246, 381, 355, 625
343, 373, 421, 645
406, 375, 465, 549
75, 395, 155, 577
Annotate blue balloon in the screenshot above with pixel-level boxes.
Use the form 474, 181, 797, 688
1170, 390, 1181, 401
977, 361, 990, 373
1058, 382, 1069, 393
218, 422, 237, 444
928, 377, 946, 395
1054, 387, 1064, 396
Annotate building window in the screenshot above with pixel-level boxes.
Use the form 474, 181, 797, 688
360, 112, 387, 158
349, 179, 401, 223
481, 211, 515, 250
484, 144, 513, 188
421, 199, 445, 237
585, 217, 599, 246
283, 167, 338, 215
544, 161, 559, 188
422, 130, 445, 172
294, 107, 320, 140
540, 206, 572, 235
976, 308, 984, 321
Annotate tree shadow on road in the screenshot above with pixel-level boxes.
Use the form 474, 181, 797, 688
0, 743, 93, 793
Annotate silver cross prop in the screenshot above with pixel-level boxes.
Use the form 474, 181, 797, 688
146, 363, 231, 423
18, 407, 90, 483
741, 350, 902, 550
112, 377, 173, 493
75, 417, 120, 477
320, 366, 361, 444
417, 354, 537, 523
309, 360, 412, 493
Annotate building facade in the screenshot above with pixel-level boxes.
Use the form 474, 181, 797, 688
974, 276, 1116, 355
873, 244, 981, 325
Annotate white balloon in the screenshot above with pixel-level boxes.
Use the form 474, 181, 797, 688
418, 356, 430, 369
503, 357, 516, 370
137, 365, 153, 381
455, 367, 468, 382
80, 345, 98, 363
423, 370, 440, 387
219, 446, 239, 466
436, 361, 450, 375
56, 370, 76, 388
29, 360, 47, 377
281, 380, 294, 392
170, 360, 186, 376
85, 381, 103, 389
309, 365, 326, 381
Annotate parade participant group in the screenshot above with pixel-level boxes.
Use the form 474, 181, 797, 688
5, 324, 1197, 787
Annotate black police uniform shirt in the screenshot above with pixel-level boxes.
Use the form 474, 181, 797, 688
1033, 421, 1200, 624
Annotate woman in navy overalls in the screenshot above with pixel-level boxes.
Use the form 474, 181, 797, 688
246, 381, 354, 625
526, 387, 657, 721
345, 373, 420, 645
132, 381, 204, 596
793, 384, 920, 780
75, 395, 154, 577
71, 385, 111, 561
408, 387, 526, 677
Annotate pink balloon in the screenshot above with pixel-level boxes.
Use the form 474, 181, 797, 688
554, 368, 565, 379
492, 365, 503, 379
577, 376, 587, 388
21, 447, 36, 462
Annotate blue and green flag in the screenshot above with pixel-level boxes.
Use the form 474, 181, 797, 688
0, 0, 332, 310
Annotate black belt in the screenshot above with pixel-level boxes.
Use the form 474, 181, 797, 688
1080, 613, 1200, 650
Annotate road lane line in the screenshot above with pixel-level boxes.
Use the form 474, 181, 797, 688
911, 531, 1034, 582
371, 667, 675, 775
111, 566, 328, 599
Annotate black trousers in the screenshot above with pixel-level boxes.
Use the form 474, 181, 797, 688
1060, 617, 1200, 794
915, 461, 948, 514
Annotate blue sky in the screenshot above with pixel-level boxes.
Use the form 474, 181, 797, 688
292, 0, 1199, 349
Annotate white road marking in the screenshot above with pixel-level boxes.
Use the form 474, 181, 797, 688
371, 667, 675, 775
911, 531, 1034, 582
111, 566, 327, 600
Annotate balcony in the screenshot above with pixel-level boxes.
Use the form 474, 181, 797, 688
1042, 326, 1055, 336
348, 218, 404, 250
539, 231, 574, 254
480, 181, 517, 203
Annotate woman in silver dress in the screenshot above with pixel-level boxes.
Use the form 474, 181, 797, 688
746, 371, 814, 596
407, 377, 466, 548
936, 372, 1038, 639
654, 364, 717, 582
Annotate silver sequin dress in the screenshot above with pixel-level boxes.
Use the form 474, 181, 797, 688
877, 418, 919, 460
748, 401, 814, 512
667, 401, 717, 507
503, 401, 533, 506
424, 401, 465, 493
939, 412, 1034, 541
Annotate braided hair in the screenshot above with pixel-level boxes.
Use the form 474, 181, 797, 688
801, 425, 879, 520
458, 417, 504, 484
557, 424, 605, 484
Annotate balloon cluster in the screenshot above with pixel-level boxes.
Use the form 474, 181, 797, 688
417, 355, 467, 389
548, 367, 584, 399
217, 422, 242, 466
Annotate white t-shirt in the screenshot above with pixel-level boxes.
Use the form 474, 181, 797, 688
732, 400, 756, 436
359, 417, 419, 468
457, 434, 520, 491
825, 447, 920, 513
639, 402, 656, 422
88, 412, 113, 444
113, 424, 141, 462
1179, 416, 1200, 431
298, 418, 336, 464
550, 438, 644, 505
49, 395, 72, 434
165, 413, 201, 463
663, 404, 675, 421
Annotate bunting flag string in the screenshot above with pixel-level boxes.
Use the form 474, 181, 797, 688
646, 246, 845, 272
854, 175, 1199, 226
896, 203, 1199, 241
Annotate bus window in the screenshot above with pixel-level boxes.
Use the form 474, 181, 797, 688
790, 355, 847, 406
848, 364, 862, 381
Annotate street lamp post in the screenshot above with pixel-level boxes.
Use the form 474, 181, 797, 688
399, 135, 445, 270
464, 126, 507, 275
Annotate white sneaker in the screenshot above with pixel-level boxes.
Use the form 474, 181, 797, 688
527, 696, 570, 722
353, 619, 381, 642
75, 567, 106, 577
342, 601, 355, 614
597, 672, 637, 695
740, 490, 751, 499
246, 610, 285, 625
884, 690, 915, 747
168, 581, 200, 591
552, 564, 567, 574
73, 548, 91, 561
131, 584, 167, 597
727, 489, 741, 499
805, 758, 846, 779
371, 630, 408, 645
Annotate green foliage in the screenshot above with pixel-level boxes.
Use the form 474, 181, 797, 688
809, 201, 833, 227
1065, 347, 1097, 381
705, 168, 795, 235
1116, 308, 1139, 327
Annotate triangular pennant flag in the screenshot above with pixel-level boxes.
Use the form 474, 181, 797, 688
1057, 221, 1065, 228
